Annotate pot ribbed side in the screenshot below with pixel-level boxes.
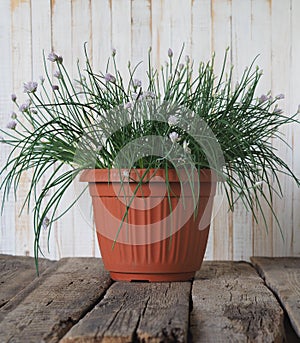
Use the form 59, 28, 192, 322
82, 168, 216, 282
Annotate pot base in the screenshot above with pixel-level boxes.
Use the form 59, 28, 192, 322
109, 271, 195, 282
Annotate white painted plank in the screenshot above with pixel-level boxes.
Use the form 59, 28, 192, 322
250, 0, 274, 257
131, 0, 152, 84
0, 0, 15, 255
210, 0, 233, 260
51, 0, 74, 259
191, 0, 212, 63
30, 0, 56, 260
271, 0, 294, 256
231, 0, 253, 260
291, 0, 300, 257
90, 0, 113, 258
111, 0, 131, 83
11, 0, 33, 257
69, 0, 95, 257
191, 0, 214, 260
151, 0, 172, 69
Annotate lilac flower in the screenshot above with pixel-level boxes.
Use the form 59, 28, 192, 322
48, 52, 59, 62
19, 100, 31, 112
42, 216, 50, 230
274, 106, 283, 114
54, 70, 62, 79
52, 85, 59, 91
168, 115, 178, 126
6, 120, 17, 130
168, 48, 173, 58
169, 131, 179, 143
104, 73, 116, 83
275, 94, 285, 100
259, 94, 268, 103
23, 81, 38, 93
11, 112, 17, 119
11, 93, 17, 102
143, 91, 156, 99
133, 79, 142, 88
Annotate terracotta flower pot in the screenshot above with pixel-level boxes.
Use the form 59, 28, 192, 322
80, 168, 216, 282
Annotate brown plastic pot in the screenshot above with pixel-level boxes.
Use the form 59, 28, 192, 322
80, 168, 216, 282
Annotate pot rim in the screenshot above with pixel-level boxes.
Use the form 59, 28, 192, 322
79, 168, 216, 183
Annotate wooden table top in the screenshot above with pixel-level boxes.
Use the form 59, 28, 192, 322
0, 255, 299, 342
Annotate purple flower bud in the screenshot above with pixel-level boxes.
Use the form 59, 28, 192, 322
57, 56, 63, 64
168, 48, 173, 58
48, 52, 59, 62
169, 131, 179, 143
7, 120, 17, 130
143, 91, 156, 99
259, 94, 268, 103
104, 73, 116, 83
19, 100, 30, 112
42, 216, 50, 230
54, 70, 62, 79
11, 112, 17, 119
133, 79, 142, 88
52, 85, 59, 91
11, 93, 17, 102
112, 48, 116, 56
39, 75, 45, 84
179, 63, 184, 71
23, 81, 38, 93
185, 55, 190, 64
168, 115, 178, 126
275, 93, 285, 100
274, 106, 283, 114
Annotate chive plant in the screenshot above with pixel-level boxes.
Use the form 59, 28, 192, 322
1, 45, 299, 268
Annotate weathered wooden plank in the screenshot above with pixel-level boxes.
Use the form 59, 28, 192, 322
61, 281, 191, 343
190, 261, 284, 342
0, 257, 111, 343
251, 257, 300, 338
0, 254, 54, 308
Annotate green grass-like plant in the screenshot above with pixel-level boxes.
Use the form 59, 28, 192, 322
1, 45, 299, 269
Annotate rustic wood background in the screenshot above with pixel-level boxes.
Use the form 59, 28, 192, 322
0, 0, 299, 261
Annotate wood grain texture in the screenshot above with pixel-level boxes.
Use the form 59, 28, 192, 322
190, 261, 284, 342
251, 257, 300, 338
0, 257, 111, 343
0, 254, 54, 308
61, 281, 191, 343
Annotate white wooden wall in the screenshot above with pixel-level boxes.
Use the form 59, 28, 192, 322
0, 0, 300, 261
